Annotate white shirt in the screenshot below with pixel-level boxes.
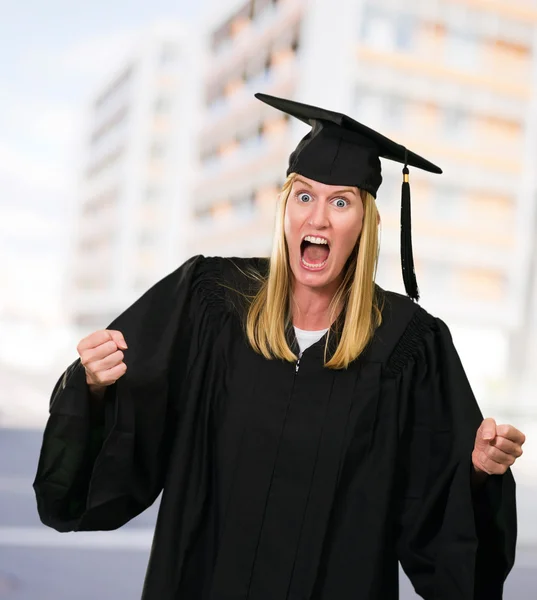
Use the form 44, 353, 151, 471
293, 326, 329, 357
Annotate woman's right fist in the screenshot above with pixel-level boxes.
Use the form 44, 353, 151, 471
77, 329, 128, 390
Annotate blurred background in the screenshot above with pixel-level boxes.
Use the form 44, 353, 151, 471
1, 0, 536, 597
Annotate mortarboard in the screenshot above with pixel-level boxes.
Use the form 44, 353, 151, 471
254, 92, 443, 302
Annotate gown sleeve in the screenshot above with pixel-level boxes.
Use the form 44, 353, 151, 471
33, 254, 206, 532
395, 314, 517, 600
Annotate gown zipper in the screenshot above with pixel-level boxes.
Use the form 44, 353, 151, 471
295, 355, 301, 373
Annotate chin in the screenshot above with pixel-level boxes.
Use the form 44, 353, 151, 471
291, 257, 339, 290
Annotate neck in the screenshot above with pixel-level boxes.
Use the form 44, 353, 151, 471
291, 278, 342, 330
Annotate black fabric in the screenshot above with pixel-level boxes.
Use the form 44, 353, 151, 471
34, 256, 516, 600
255, 92, 442, 196
401, 167, 419, 301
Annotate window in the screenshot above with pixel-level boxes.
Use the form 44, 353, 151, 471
291, 31, 300, 53
233, 191, 256, 219
430, 186, 465, 222
395, 13, 416, 51
354, 90, 384, 128
150, 142, 166, 159
239, 119, 264, 151
138, 230, 157, 246
245, 46, 270, 83
91, 105, 129, 145
211, 17, 233, 53
86, 146, 124, 180
361, 6, 417, 52
421, 261, 453, 293
83, 188, 119, 217
206, 82, 223, 107
264, 54, 272, 73
94, 66, 133, 111
360, 7, 396, 50
154, 96, 171, 113
383, 95, 407, 127
252, 0, 271, 19
145, 186, 160, 202
198, 208, 213, 224
442, 107, 470, 142
160, 42, 178, 64
445, 30, 479, 70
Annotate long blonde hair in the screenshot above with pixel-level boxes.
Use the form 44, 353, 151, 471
245, 172, 383, 369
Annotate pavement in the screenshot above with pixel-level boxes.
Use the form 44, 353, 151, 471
0, 363, 536, 598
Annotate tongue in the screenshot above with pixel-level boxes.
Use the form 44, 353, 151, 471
303, 243, 329, 264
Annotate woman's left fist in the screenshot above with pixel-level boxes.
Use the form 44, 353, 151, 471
472, 417, 526, 476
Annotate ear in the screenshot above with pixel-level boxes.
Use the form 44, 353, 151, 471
377, 210, 381, 226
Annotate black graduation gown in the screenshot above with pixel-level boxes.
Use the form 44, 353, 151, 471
33, 255, 517, 600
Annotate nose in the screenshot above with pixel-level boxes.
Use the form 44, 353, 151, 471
308, 199, 330, 229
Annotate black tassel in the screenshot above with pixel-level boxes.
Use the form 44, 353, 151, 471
401, 165, 420, 302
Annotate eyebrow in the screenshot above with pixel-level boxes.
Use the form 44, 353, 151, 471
294, 178, 357, 196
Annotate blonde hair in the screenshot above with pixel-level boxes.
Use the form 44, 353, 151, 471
245, 172, 383, 369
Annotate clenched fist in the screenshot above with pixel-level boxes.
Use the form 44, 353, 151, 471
77, 330, 129, 395
472, 417, 526, 477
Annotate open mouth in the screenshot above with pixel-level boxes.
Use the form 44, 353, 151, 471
300, 236, 330, 270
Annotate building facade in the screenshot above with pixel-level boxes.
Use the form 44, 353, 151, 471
67, 22, 201, 337
192, 0, 537, 336
65, 1, 537, 412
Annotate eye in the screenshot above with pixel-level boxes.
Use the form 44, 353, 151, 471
297, 192, 312, 203
333, 197, 349, 208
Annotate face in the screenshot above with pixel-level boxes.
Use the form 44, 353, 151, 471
284, 174, 364, 292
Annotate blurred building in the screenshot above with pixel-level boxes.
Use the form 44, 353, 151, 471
67, 22, 202, 337
192, 0, 307, 258
507, 185, 537, 418
192, 0, 537, 387
64, 0, 537, 410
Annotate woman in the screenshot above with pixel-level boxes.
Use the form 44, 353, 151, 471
34, 94, 525, 599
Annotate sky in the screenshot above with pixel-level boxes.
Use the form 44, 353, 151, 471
0, 0, 205, 326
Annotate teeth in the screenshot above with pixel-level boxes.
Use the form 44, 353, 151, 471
301, 257, 328, 269
304, 236, 328, 245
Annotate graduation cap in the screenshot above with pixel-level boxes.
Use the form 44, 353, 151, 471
254, 92, 443, 302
